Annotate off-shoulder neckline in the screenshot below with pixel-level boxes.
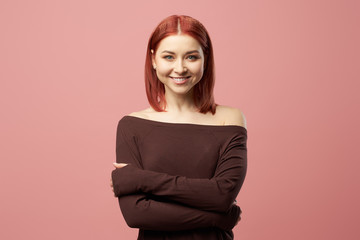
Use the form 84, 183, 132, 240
123, 115, 247, 132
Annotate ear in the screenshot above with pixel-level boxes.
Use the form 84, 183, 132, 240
151, 49, 156, 69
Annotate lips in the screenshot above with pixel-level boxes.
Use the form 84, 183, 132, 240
170, 76, 190, 84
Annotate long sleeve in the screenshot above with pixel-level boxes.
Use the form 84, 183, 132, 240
111, 119, 241, 231
112, 126, 247, 213
118, 193, 241, 231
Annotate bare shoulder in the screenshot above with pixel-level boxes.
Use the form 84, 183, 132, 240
127, 107, 153, 119
216, 105, 247, 129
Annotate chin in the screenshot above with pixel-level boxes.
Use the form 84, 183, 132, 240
165, 86, 193, 96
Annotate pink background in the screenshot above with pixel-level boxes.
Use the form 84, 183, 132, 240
1, 0, 359, 239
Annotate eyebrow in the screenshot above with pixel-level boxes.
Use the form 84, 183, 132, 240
161, 50, 200, 54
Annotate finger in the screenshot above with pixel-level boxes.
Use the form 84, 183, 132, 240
113, 162, 128, 168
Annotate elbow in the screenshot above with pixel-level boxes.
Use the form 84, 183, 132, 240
121, 206, 140, 228
123, 216, 141, 229
118, 194, 149, 229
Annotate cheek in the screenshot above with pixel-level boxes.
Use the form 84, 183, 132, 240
155, 69, 164, 81
191, 62, 204, 76
156, 67, 171, 77
156, 61, 172, 74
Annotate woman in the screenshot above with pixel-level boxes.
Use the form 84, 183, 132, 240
110, 15, 247, 240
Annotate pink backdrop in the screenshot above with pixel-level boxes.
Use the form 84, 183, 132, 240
1, 0, 359, 239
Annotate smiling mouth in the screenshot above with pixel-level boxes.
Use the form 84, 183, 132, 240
170, 76, 191, 84
170, 76, 190, 81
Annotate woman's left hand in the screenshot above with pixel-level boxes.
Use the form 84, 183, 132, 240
110, 163, 128, 195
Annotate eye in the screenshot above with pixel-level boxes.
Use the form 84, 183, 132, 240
163, 55, 174, 60
187, 55, 199, 60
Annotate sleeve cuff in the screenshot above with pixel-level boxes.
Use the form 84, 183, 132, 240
111, 164, 142, 197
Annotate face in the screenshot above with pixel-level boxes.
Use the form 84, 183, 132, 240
152, 34, 205, 97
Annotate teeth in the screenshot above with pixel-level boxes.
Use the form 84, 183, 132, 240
172, 77, 188, 82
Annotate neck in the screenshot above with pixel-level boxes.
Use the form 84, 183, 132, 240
162, 90, 199, 113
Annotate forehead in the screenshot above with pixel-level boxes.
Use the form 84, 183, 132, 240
157, 34, 202, 53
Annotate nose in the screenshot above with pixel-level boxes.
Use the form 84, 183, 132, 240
173, 59, 187, 74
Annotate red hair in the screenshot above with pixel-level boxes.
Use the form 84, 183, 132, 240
145, 15, 217, 114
